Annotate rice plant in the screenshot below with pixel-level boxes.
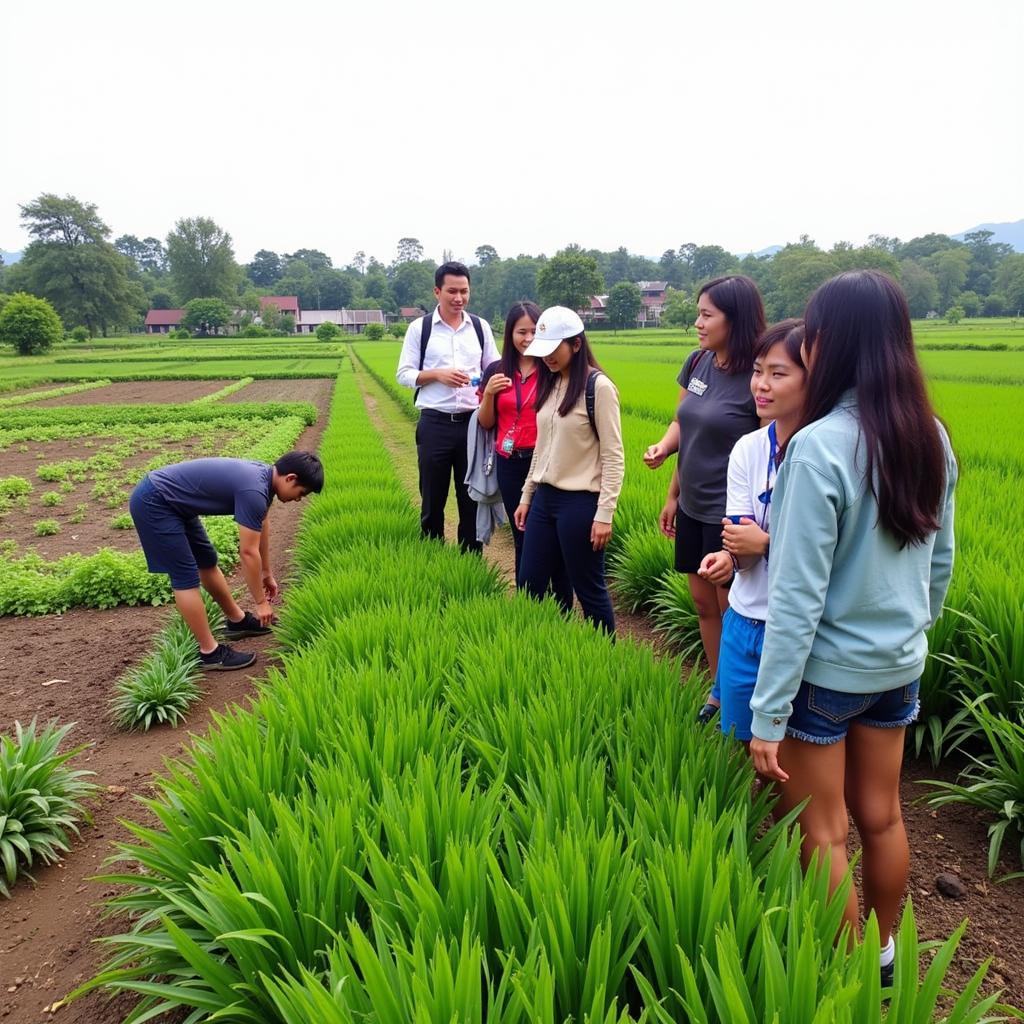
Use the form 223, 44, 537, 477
0, 718, 98, 897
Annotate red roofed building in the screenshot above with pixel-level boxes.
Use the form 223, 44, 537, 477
145, 309, 185, 334
259, 295, 300, 321
400, 306, 426, 321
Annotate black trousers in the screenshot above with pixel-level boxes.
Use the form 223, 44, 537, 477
519, 484, 615, 635
495, 452, 571, 605
415, 410, 481, 552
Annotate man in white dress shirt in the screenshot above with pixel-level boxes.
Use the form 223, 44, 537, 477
396, 261, 500, 551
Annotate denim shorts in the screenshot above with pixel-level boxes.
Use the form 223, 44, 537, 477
786, 678, 920, 745
716, 607, 764, 742
129, 475, 218, 590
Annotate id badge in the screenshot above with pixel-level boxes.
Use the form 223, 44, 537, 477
500, 431, 515, 455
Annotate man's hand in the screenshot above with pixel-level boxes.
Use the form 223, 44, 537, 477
591, 520, 612, 551
643, 441, 670, 469
750, 738, 789, 782
698, 550, 734, 585
721, 517, 770, 558
434, 368, 471, 388
262, 572, 279, 601
483, 373, 512, 396
513, 503, 529, 532
254, 600, 275, 627
658, 499, 677, 539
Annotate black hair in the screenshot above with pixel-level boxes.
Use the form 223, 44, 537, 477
753, 318, 805, 368
534, 331, 604, 417
799, 270, 947, 548
274, 450, 324, 493
501, 300, 542, 379
434, 261, 471, 288
697, 275, 766, 375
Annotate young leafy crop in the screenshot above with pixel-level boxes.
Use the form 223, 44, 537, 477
72, 364, 1014, 1022
0, 378, 112, 407
0, 719, 98, 897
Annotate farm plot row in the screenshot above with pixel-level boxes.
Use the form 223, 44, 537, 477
69, 361, 1005, 1023
352, 341, 1024, 877
0, 397, 317, 615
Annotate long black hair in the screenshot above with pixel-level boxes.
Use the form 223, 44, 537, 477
535, 331, 604, 416
800, 270, 947, 548
501, 301, 541, 380
698, 275, 766, 375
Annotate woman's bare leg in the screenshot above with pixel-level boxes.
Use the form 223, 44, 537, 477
688, 572, 725, 684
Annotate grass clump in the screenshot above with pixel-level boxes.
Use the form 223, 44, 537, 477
41, 491, 64, 507
110, 512, 133, 529
0, 719, 98, 897
34, 518, 60, 536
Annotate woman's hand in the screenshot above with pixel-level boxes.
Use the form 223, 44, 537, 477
484, 373, 512, 396
643, 441, 669, 469
591, 520, 612, 551
697, 550, 734, 585
658, 499, 677, 539
262, 571, 280, 601
513, 503, 530, 532
750, 738, 789, 782
721, 517, 770, 558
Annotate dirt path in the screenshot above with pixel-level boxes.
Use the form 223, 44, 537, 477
0, 381, 333, 1022
351, 360, 1024, 1010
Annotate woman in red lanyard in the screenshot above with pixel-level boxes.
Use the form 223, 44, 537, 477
477, 301, 571, 606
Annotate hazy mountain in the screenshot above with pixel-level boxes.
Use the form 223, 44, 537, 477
953, 218, 1024, 251
0, 249, 22, 264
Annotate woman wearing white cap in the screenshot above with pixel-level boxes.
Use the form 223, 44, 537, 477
513, 306, 625, 634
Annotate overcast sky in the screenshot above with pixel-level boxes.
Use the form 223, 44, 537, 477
2, 0, 1021, 266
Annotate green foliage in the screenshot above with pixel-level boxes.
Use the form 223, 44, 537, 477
279, 312, 296, 335
70, 325, 90, 342
362, 321, 385, 340
537, 246, 605, 312
170, 327, 191, 339
166, 215, 239, 302
946, 304, 966, 324
0, 378, 110, 407
315, 321, 340, 341
41, 490, 63, 507
606, 281, 642, 330
0, 718, 98, 897
182, 297, 232, 335
239, 324, 269, 338
389, 322, 406, 338
111, 601, 222, 731
661, 289, 698, 330
0, 476, 32, 499
189, 377, 254, 404
110, 512, 134, 529
0, 291, 64, 355
34, 518, 60, 536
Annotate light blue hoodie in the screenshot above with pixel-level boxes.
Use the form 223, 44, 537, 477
750, 392, 957, 743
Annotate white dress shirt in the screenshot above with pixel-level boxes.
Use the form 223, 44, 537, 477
396, 307, 499, 413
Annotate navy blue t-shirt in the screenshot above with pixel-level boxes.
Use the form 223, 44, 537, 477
148, 458, 274, 531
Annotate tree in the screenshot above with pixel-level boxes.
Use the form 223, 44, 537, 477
475, 244, 498, 266
166, 216, 239, 302
285, 249, 332, 272
395, 237, 424, 264
770, 243, 839, 317
182, 298, 232, 336
691, 245, 738, 282
945, 305, 965, 325
924, 248, 971, 312
116, 234, 167, 275
898, 260, 940, 318
606, 281, 642, 331
605, 247, 632, 289
391, 260, 435, 310
260, 302, 282, 332
982, 293, 1005, 316
536, 248, 603, 313
279, 313, 296, 335
995, 253, 1024, 314
350, 251, 367, 274
247, 249, 282, 287
661, 290, 698, 331
149, 289, 175, 310
955, 290, 981, 317
0, 292, 63, 354
315, 322, 340, 341
15, 193, 146, 335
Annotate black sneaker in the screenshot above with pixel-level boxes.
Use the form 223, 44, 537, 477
199, 643, 257, 671
696, 702, 720, 726
880, 960, 894, 989
222, 611, 273, 640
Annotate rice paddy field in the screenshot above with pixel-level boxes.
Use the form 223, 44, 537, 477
1, 325, 1023, 1021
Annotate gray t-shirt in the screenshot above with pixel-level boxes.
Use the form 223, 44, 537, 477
676, 350, 759, 522
149, 458, 274, 531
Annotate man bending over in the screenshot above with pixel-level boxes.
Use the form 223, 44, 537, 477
129, 450, 323, 670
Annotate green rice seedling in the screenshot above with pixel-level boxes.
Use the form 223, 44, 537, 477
41, 490, 63, 507
34, 517, 60, 536
649, 570, 703, 663
0, 718, 98, 897
607, 528, 673, 613
109, 512, 133, 529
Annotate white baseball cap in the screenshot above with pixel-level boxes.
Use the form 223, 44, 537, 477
524, 306, 586, 357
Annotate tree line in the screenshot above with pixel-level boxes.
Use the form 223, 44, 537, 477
1, 192, 1022, 340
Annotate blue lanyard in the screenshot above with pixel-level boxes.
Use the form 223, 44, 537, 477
757, 421, 778, 546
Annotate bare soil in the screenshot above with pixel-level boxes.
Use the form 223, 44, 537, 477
31, 380, 233, 407
221, 377, 335, 406
0, 382, 332, 1023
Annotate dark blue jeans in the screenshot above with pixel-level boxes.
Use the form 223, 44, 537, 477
520, 484, 615, 635
495, 453, 571, 604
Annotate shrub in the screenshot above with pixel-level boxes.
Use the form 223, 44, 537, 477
41, 491, 63, 507
362, 322, 385, 341
945, 304, 965, 325
170, 328, 191, 339
0, 718, 98, 897
0, 476, 32, 500
70, 325, 90, 342
0, 292, 64, 355
315, 322, 340, 342
238, 324, 269, 338
389, 322, 406, 338
279, 313, 296, 335
34, 518, 60, 536
110, 512, 134, 529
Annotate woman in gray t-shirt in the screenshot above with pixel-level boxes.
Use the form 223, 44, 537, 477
643, 275, 764, 717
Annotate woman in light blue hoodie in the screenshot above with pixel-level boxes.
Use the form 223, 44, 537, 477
749, 271, 957, 986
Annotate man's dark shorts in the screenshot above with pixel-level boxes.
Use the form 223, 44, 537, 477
129, 475, 218, 590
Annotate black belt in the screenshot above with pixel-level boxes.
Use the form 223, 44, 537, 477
508, 447, 534, 460
419, 408, 473, 423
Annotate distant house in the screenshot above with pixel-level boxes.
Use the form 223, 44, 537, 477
259, 295, 301, 322
145, 309, 185, 334
400, 306, 426, 322
296, 308, 387, 335
637, 281, 668, 325
584, 295, 608, 324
